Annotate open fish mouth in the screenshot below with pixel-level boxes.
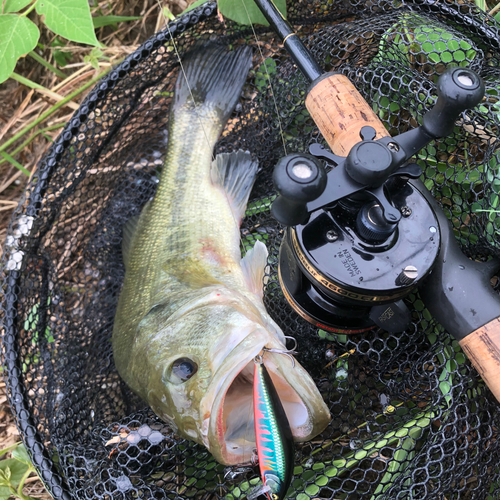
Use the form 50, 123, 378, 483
205, 338, 313, 465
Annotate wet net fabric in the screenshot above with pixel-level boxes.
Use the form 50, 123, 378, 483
2, 0, 500, 498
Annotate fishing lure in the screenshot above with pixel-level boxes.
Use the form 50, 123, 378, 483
253, 354, 294, 500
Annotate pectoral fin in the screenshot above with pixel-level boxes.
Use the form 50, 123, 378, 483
241, 240, 268, 298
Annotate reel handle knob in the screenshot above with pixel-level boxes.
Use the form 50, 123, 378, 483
271, 153, 327, 226
422, 68, 485, 138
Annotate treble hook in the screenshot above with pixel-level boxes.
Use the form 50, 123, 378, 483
256, 336, 299, 368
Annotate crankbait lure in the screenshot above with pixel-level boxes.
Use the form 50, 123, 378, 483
253, 354, 294, 500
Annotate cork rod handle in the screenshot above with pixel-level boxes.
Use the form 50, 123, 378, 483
459, 318, 500, 402
305, 73, 390, 156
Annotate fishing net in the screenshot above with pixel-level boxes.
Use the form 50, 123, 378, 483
2, 0, 500, 498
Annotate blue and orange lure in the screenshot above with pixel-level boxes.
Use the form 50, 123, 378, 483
253, 355, 294, 500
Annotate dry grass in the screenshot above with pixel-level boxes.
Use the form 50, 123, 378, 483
0, 0, 193, 258
0, 1, 195, 497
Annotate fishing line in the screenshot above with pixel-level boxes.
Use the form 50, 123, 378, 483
157, 0, 217, 161
240, 0, 288, 157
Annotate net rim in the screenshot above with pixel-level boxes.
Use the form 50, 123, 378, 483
0, 4, 218, 498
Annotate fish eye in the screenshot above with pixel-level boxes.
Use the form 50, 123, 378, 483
170, 358, 198, 383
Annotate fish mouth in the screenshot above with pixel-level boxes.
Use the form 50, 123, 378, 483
203, 333, 318, 465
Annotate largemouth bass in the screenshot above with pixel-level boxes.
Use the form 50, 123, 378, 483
112, 43, 331, 465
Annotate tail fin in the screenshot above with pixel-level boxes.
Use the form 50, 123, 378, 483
172, 42, 253, 123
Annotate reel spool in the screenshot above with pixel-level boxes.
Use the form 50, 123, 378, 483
277, 185, 440, 334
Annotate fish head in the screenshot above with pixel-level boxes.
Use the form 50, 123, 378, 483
139, 286, 331, 465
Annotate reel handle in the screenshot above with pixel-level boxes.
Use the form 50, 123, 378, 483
271, 153, 327, 226
422, 68, 485, 138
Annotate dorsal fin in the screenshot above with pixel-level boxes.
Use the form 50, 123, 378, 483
172, 42, 253, 124
211, 150, 259, 224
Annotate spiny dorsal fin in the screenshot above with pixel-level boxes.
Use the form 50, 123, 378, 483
211, 150, 259, 224
241, 240, 268, 298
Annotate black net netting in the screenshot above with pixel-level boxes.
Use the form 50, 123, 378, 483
2, 0, 500, 498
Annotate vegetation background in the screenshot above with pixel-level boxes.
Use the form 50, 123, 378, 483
0, 0, 499, 498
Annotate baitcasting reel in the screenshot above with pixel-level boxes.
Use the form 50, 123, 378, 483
255, 0, 500, 403
272, 68, 485, 335
255, 0, 500, 404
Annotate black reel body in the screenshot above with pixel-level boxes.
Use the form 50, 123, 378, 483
273, 66, 484, 335
279, 181, 441, 333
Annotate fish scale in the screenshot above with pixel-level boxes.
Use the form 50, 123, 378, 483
118, 108, 247, 321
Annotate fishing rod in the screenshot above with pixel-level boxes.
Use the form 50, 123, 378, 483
253, 0, 500, 402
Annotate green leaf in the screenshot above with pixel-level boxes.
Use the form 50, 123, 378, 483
182, 0, 208, 14
83, 46, 108, 70
3, 0, 33, 13
11, 444, 32, 467
218, 0, 286, 26
0, 486, 11, 500
51, 36, 72, 67
92, 15, 141, 29
305, 484, 320, 496
0, 467, 10, 485
0, 459, 29, 487
474, 0, 486, 10
35, 0, 99, 46
245, 195, 276, 216
254, 57, 277, 91
0, 443, 20, 459
162, 6, 176, 21
0, 14, 39, 84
